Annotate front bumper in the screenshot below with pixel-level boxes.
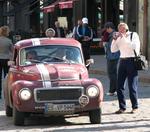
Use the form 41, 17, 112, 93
15, 86, 101, 115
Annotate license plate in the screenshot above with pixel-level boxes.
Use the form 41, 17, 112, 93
45, 103, 75, 112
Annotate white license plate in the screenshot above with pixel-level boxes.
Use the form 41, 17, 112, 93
45, 103, 75, 112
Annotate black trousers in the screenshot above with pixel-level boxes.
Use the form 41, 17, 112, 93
0, 59, 9, 97
81, 41, 91, 70
117, 58, 138, 110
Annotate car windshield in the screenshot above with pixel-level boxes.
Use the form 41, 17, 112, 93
20, 45, 83, 66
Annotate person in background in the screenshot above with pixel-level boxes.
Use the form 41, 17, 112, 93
104, 22, 120, 96
55, 48, 66, 60
45, 28, 55, 38
0, 26, 13, 99
76, 17, 93, 70
53, 21, 65, 37
111, 22, 140, 114
72, 19, 82, 40
14, 34, 21, 43
100, 27, 110, 52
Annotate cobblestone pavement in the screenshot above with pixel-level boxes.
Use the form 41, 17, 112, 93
0, 75, 150, 132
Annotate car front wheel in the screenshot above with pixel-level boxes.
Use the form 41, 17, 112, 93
13, 106, 25, 126
89, 108, 102, 124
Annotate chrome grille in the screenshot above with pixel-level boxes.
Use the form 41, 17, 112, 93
34, 87, 83, 103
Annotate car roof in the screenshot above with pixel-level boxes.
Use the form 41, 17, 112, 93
14, 38, 81, 49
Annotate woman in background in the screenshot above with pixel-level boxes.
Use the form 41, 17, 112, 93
0, 26, 13, 99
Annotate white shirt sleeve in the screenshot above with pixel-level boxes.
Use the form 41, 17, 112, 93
111, 39, 119, 52
131, 32, 140, 55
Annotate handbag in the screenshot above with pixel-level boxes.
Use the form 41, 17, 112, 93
133, 50, 148, 70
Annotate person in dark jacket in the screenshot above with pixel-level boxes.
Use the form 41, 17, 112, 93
53, 21, 65, 37
104, 22, 120, 96
76, 17, 93, 70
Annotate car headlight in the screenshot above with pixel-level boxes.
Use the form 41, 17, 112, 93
19, 88, 32, 101
86, 85, 99, 98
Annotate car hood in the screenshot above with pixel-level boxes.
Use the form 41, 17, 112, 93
22, 63, 88, 81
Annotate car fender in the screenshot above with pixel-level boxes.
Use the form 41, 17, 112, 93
81, 78, 104, 102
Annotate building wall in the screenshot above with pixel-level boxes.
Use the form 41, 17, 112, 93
73, 0, 83, 26
148, 1, 150, 63
15, 7, 29, 31
138, 0, 144, 53
0, 2, 4, 26
136, 0, 149, 62
124, 0, 137, 31
5, 0, 31, 33
124, 0, 149, 63
138, 0, 149, 62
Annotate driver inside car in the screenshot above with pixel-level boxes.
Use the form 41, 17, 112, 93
55, 48, 66, 60
26, 50, 38, 61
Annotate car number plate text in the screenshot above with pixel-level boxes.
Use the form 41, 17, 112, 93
45, 103, 75, 112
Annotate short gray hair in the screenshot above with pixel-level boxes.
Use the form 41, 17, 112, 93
118, 22, 129, 31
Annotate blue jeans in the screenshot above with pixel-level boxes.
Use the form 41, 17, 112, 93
117, 58, 138, 110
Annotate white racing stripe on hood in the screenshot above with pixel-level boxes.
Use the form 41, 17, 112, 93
31, 38, 41, 46
36, 64, 51, 88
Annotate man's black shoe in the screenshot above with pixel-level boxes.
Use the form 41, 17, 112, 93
115, 109, 125, 114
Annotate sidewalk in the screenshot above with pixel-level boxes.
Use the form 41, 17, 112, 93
89, 55, 150, 84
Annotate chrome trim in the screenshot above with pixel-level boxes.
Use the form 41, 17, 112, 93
79, 95, 89, 106
50, 77, 79, 81
35, 100, 79, 103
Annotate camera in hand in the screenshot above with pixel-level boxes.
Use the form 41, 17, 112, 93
113, 32, 120, 40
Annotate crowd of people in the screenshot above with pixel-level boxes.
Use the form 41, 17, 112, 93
0, 18, 141, 114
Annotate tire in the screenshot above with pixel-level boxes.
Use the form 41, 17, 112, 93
13, 106, 25, 126
89, 108, 102, 124
6, 105, 13, 117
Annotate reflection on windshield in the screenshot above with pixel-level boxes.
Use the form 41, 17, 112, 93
20, 45, 83, 65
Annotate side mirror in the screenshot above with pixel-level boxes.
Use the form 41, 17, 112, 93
85, 59, 94, 67
8, 61, 15, 66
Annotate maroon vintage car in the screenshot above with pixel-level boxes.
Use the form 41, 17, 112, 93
4, 37, 104, 126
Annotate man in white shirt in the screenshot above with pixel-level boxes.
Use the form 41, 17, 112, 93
111, 22, 140, 114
